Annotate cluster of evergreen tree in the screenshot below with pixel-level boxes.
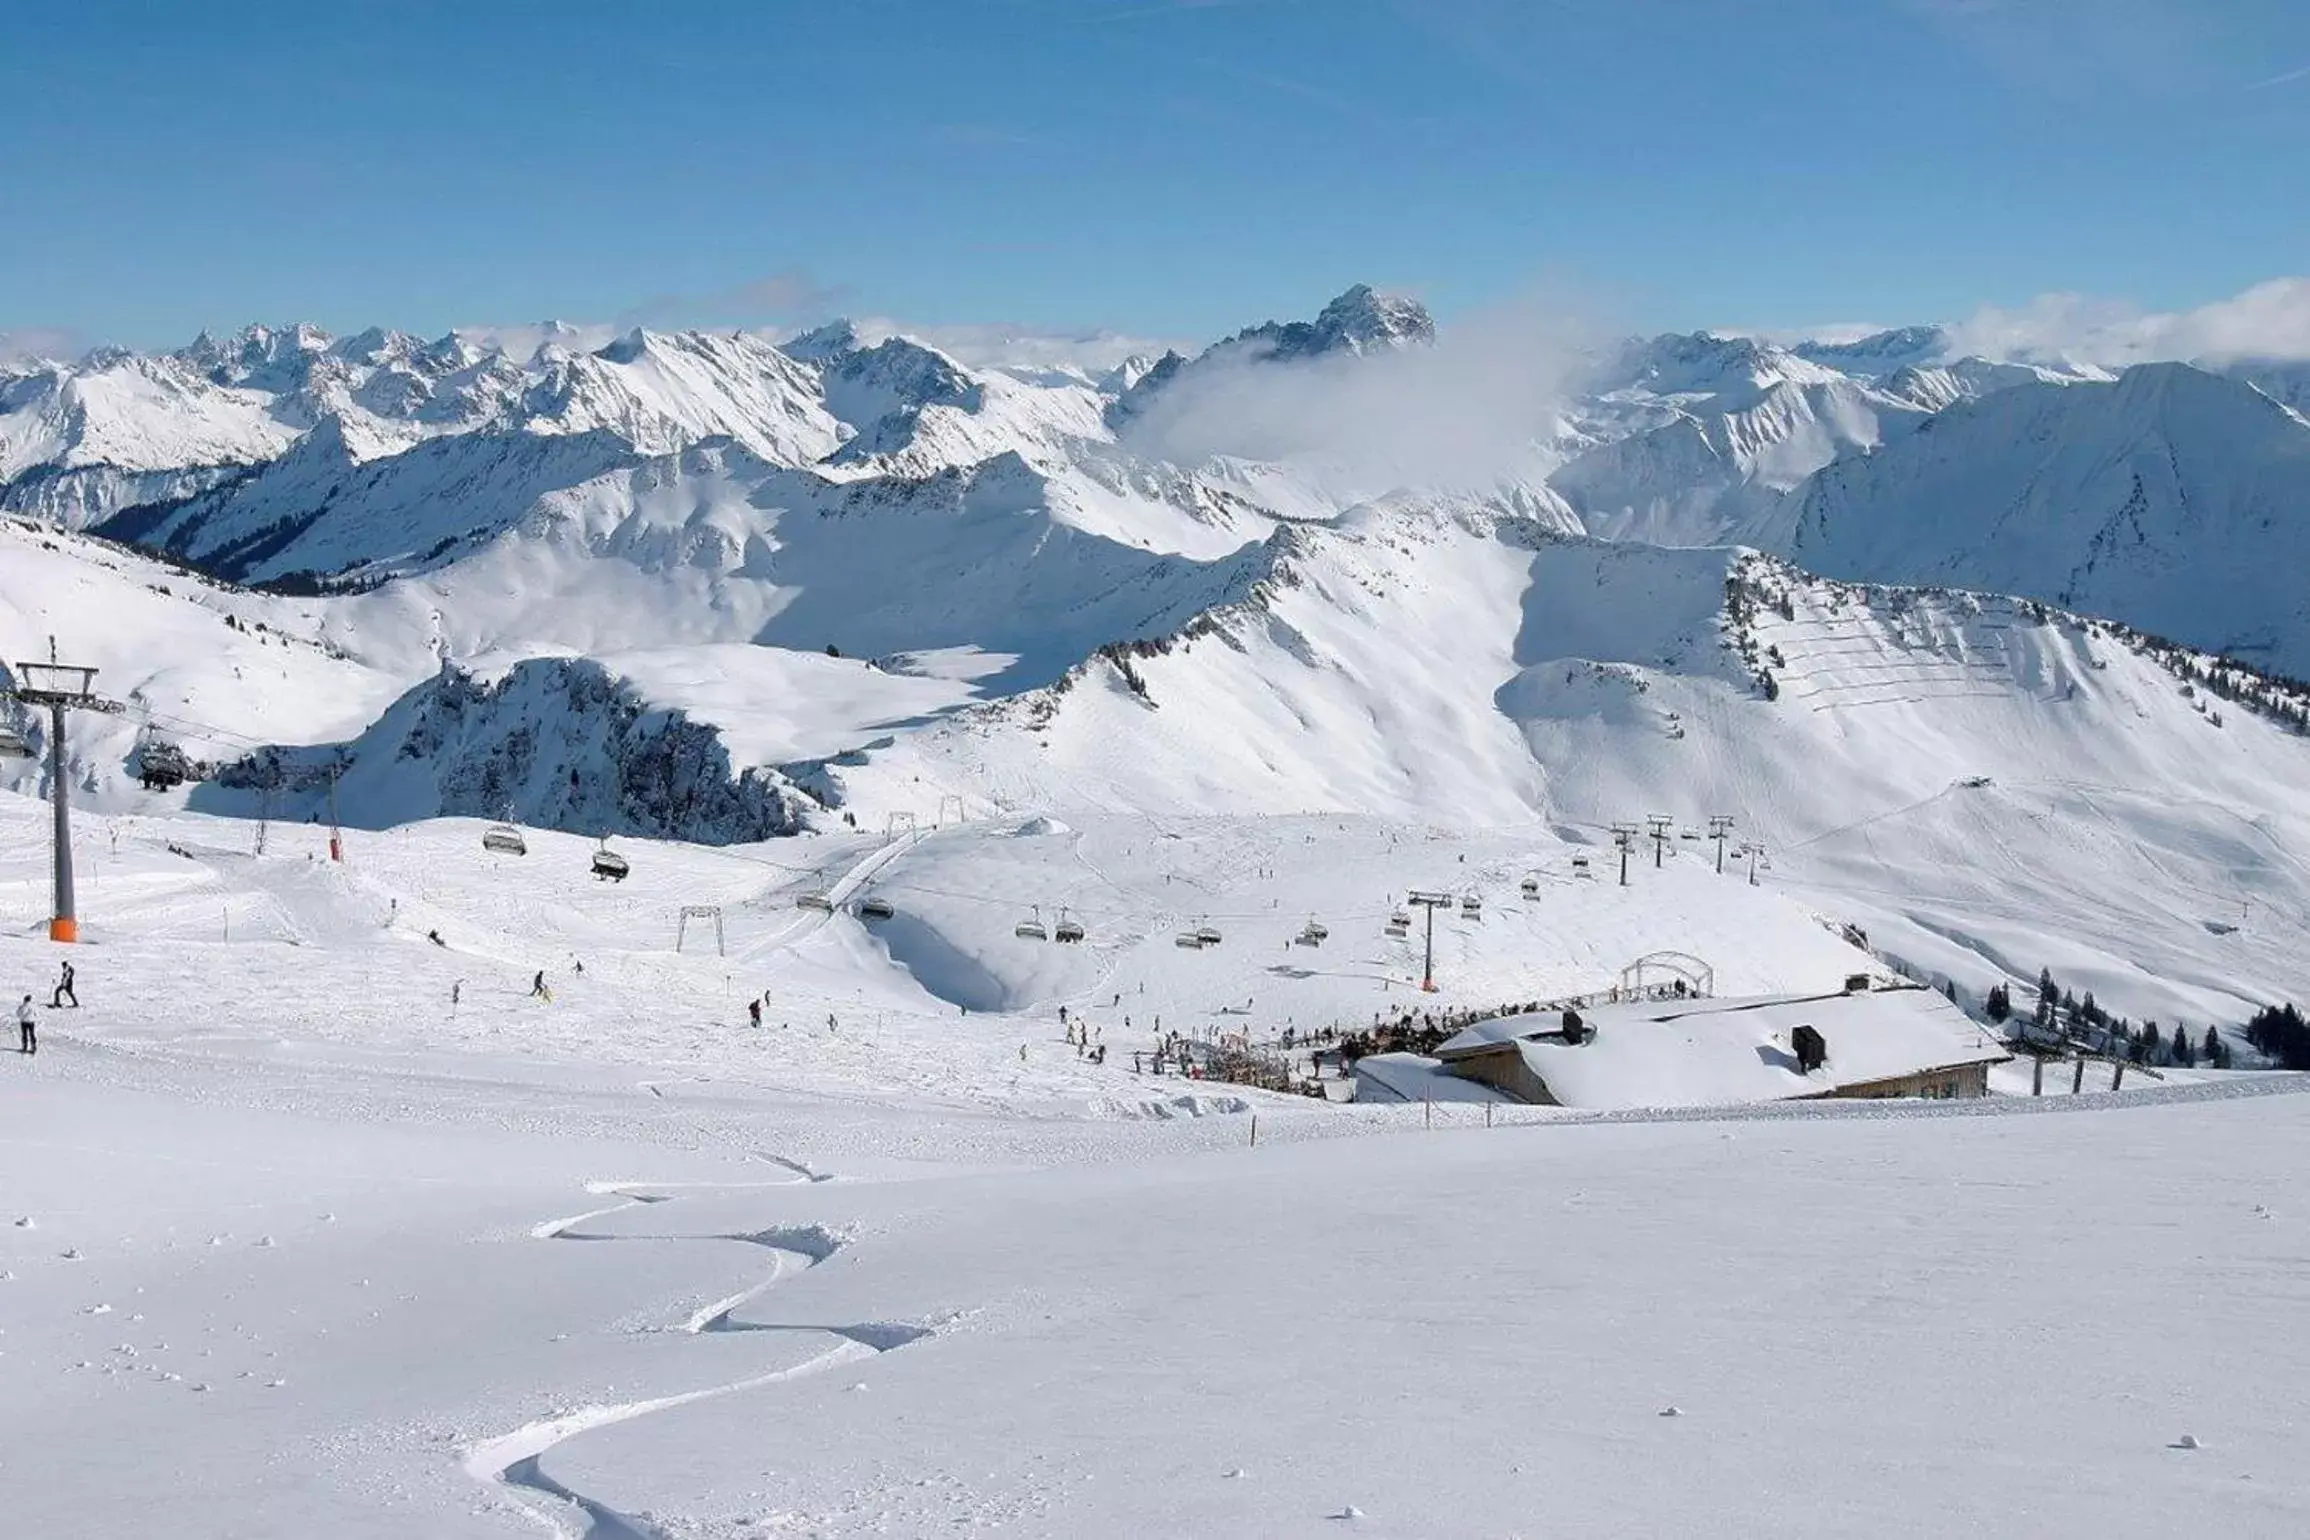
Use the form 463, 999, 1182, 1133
2243, 1005, 2310, 1071
2105, 622, 2310, 736
1997, 966, 2232, 1068
1721, 572, 1784, 700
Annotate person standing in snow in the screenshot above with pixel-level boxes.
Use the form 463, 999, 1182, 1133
529, 970, 552, 1003
748, 999, 763, 1029
50, 960, 77, 1010
16, 995, 35, 1055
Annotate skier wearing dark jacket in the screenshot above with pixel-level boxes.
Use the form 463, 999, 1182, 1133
50, 961, 76, 1009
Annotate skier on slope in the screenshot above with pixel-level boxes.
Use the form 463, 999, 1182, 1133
748, 999, 763, 1029
15, 995, 34, 1055
529, 970, 552, 1003
50, 960, 77, 1010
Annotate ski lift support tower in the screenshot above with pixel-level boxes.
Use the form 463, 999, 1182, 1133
8, 644, 122, 943
1405, 890, 1455, 994
1611, 824, 1640, 887
1646, 813, 1673, 869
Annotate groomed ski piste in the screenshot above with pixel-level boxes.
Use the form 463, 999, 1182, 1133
6, 789, 2308, 1538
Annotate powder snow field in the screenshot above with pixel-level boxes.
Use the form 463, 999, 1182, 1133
4, 790, 2308, 1536
6, 1020, 2307, 1537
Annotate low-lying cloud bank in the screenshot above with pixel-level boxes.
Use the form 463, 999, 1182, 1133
1948, 277, 2310, 366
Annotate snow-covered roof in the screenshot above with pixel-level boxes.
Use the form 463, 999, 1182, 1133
1352, 1052, 1513, 1106
1437, 1015, 1564, 1057
1447, 988, 2007, 1111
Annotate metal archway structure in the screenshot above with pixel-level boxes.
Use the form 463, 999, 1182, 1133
1618, 950, 1715, 999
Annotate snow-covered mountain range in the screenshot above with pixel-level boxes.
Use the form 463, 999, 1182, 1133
8, 283, 2310, 1025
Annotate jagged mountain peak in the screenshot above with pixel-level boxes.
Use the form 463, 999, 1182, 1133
781, 319, 865, 364
1311, 284, 1436, 352
1214, 283, 1436, 364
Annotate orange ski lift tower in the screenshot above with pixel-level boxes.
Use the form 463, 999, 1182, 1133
9, 649, 119, 944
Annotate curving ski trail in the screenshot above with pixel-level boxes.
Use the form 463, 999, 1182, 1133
468, 1176, 934, 1540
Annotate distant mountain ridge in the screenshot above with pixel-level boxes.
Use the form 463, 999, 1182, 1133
11, 281, 2310, 764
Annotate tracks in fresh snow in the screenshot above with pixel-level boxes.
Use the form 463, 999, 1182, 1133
469, 1175, 935, 1540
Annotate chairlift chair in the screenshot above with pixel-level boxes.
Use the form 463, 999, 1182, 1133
1193, 920, 1224, 947
482, 823, 528, 857
857, 896, 895, 922
1297, 917, 1329, 947
1570, 856, 1593, 878
1054, 907, 1086, 944
1174, 929, 1205, 949
797, 891, 835, 912
1015, 905, 1049, 942
1520, 875, 1540, 899
0, 725, 31, 759
590, 840, 630, 882
1460, 893, 1482, 919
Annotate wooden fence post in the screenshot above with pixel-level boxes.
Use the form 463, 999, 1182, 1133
2032, 1057, 2044, 1096
2072, 1057, 2086, 1094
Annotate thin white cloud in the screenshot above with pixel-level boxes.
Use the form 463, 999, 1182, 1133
0, 326, 89, 367
618, 270, 851, 330
2245, 61, 2310, 91
1946, 278, 2310, 365
1901, 0, 2215, 97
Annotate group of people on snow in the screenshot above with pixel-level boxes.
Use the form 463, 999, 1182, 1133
16, 961, 78, 1055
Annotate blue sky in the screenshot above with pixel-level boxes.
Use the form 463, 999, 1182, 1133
5, 0, 2307, 351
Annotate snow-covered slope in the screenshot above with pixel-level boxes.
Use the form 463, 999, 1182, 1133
1776, 363, 2310, 673
520, 328, 841, 463
0, 516, 408, 791
0, 349, 295, 485
790, 515, 2310, 1030
1551, 353, 1929, 546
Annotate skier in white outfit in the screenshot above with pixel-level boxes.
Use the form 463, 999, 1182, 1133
15, 994, 34, 1055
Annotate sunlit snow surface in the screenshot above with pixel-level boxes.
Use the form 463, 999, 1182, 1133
1, 795, 2305, 1538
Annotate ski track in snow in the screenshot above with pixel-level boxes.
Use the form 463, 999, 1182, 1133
471, 1173, 936, 1540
